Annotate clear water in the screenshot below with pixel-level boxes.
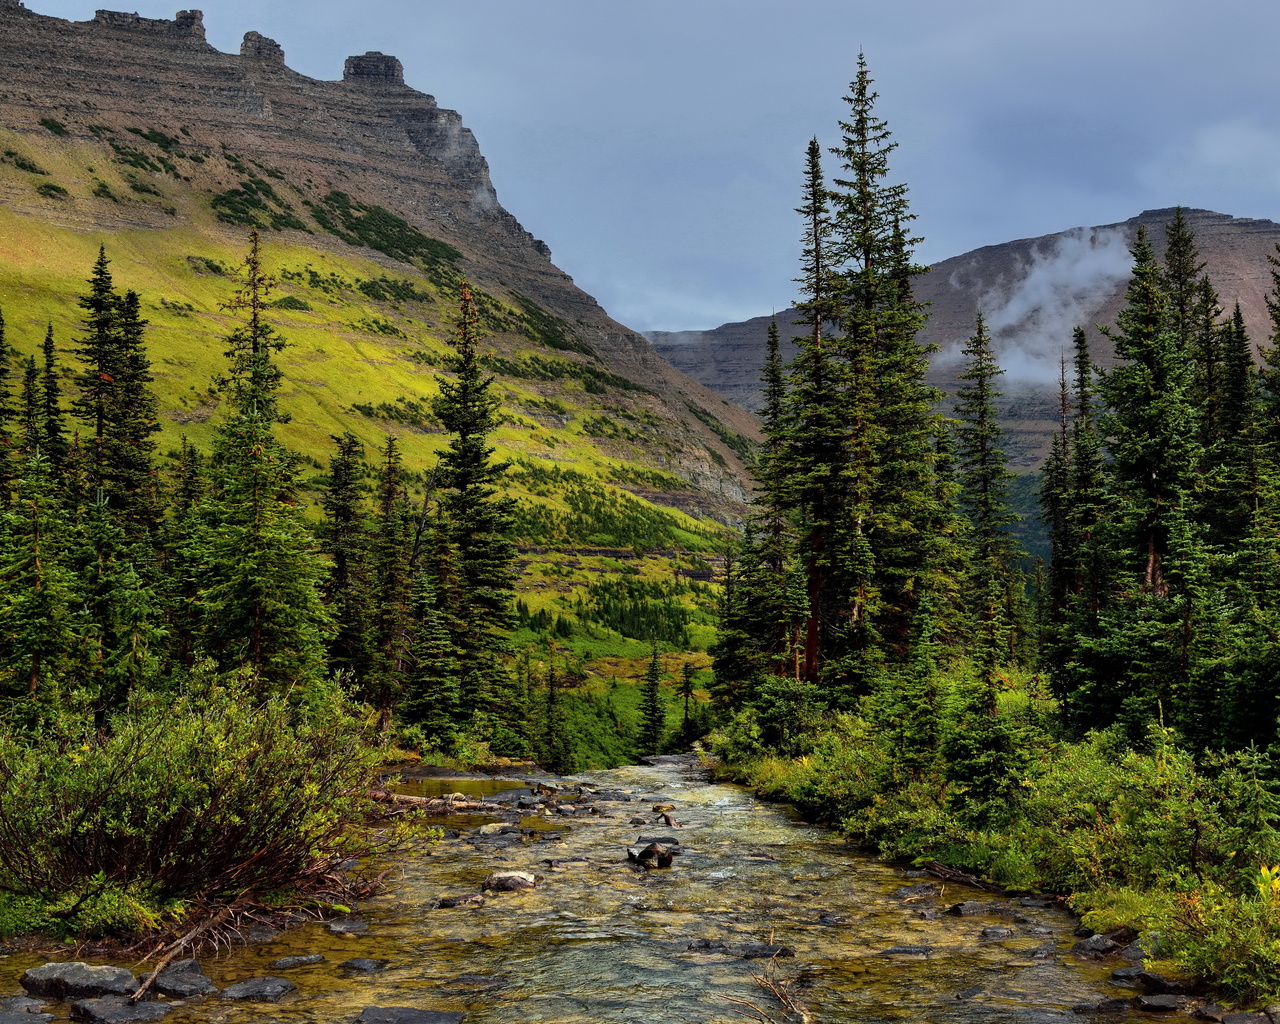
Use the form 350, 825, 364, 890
0, 761, 1153, 1023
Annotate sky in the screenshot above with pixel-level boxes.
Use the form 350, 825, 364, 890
28, 0, 1280, 332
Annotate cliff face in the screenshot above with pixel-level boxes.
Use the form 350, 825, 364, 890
0, 1, 758, 502
649, 208, 1280, 467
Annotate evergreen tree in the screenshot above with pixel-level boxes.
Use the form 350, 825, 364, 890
195, 231, 332, 697
40, 325, 67, 474
401, 524, 463, 742
18, 355, 40, 458
639, 641, 666, 754
321, 431, 374, 687
366, 436, 415, 727
954, 313, 1025, 668
0, 308, 13, 506
1040, 354, 1073, 617
430, 281, 517, 727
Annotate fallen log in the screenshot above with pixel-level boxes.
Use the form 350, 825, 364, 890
922, 860, 1003, 893
364, 790, 508, 813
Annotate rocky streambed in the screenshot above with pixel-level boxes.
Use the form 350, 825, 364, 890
0, 755, 1240, 1023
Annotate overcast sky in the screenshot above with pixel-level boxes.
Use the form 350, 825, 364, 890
29, 0, 1280, 332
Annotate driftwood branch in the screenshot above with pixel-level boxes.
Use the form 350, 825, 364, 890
922, 860, 1003, 893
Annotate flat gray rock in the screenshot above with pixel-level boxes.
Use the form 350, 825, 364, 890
219, 977, 296, 1003
339, 959, 388, 974
0, 1012, 52, 1024
328, 920, 369, 935
21, 964, 138, 1000
355, 1008, 465, 1024
150, 960, 216, 999
268, 955, 325, 970
70, 998, 169, 1024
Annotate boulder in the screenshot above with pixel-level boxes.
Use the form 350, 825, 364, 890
21, 964, 138, 1000
980, 926, 1014, 940
268, 955, 324, 970
1073, 933, 1120, 957
1221, 1014, 1269, 1024
218, 977, 297, 1002
1111, 966, 1144, 981
1135, 971, 1193, 995
70, 999, 169, 1024
354, 1008, 465, 1024
1191, 1005, 1227, 1022
150, 960, 216, 999
436, 893, 485, 908
628, 817, 649, 826
482, 871, 537, 892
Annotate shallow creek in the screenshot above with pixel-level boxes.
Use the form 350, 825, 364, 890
0, 759, 1157, 1024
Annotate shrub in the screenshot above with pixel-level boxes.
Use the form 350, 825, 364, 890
0, 674, 385, 935
38, 117, 67, 136
34, 182, 68, 199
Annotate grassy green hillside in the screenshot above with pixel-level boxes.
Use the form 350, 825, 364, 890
0, 124, 740, 761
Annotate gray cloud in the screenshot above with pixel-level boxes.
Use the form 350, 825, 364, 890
26, 0, 1280, 333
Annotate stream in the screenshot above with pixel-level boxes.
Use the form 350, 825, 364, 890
0, 757, 1168, 1023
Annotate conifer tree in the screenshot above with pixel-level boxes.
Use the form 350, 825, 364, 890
366, 436, 415, 727
401, 524, 463, 741
195, 231, 332, 697
18, 355, 40, 457
1040, 355, 1073, 617
430, 281, 517, 725
639, 641, 666, 755
321, 431, 374, 687
0, 308, 13, 506
954, 313, 1024, 667
40, 325, 66, 474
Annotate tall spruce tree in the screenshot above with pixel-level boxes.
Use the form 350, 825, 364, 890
321, 431, 374, 687
40, 325, 66, 474
366, 435, 415, 727
429, 281, 518, 732
0, 307, 13, 506
639, 641, 666, 755
195, 231, 332, 697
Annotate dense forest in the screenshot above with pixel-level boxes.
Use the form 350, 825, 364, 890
711, 58, 1280, 1001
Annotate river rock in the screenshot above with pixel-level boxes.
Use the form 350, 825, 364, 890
554, 806, 576, 815
436, 893, 485, 908
218, 977, 296, 1002
817, 912, 848, 926
1135, 971, 1193, 994
439, 975, 504, 991
340, 959, 388, 973
0, 1012, 51, 1024
151, 960, 216, 998
875, 945, 932, 956
1119, 939, 1147, 961
1031, 943, 1058, 960
1, 998, 48, 1013
893, 882, 940, 900
592, 790, 632, 802
946, 901, 990, 917
741, 944, 794, 960
627, 843, 673, 869
355, 1007, 465, 1024
1073, 933, 1120, 957
981, 926, 1014, 940
652, 804, 676, 813
477, 823, 516, 836
687, 939, 731, 952
483, 871, 537, 891
487, 788, 534, 805
629, 817, 649, 825
1072, 997, 1135, 1013
21, 964, 138, 1000
70, 998, 169, 1024
1221, 1014, 1269, 1024
329, 919, 369, 935
238, 924, 281, 943
1136, 993, 1185, 1012
1111, 966, 1144, 981
1192, 1006, 1227, 1022
268, 955, 324, 970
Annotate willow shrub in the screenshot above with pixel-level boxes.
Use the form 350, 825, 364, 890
0, 671, 385, 937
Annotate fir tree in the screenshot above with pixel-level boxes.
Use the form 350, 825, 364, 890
430, 281, 517, 727
18, 355, 39, 458
195, 231, 332, 697
321, 431, 374, 687
639, 641, 666, 755
40, 325, 66, 474
0, 307, 13, 506
366, 436, 415, 727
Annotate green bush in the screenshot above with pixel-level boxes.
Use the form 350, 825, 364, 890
0, 674, 384, 936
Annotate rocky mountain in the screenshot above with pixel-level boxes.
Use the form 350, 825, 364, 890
649, 208, 1280, 468
0, 0, 757, 520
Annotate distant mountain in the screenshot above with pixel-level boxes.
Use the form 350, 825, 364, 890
0, 0, 757, 521
648, 208, 1280, 468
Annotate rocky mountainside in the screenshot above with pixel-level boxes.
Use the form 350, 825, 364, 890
649, 208, 1280, 467
0, 0, 757, 515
